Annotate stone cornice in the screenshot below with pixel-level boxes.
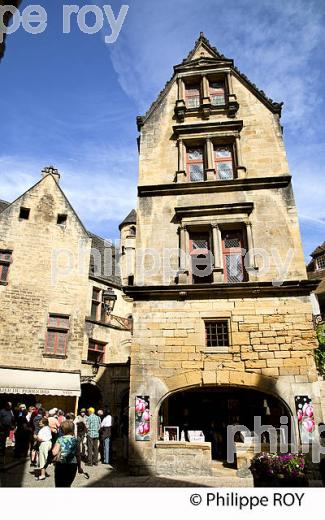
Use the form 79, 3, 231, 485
173, 120, 243, 137
0, 364, 80, 375
174, 58, 233, 74
174, 202, 254, 220
138, 175, 292, 197
124, 280, 319, 300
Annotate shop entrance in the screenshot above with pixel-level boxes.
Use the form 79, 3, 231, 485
158, 386, 291, 460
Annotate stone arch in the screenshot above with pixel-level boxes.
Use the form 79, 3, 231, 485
79, 382, 102, 411
158, 370, 294, 415
152, 370, 297, 443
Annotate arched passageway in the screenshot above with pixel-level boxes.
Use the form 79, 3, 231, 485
79, 383, 102, 411
158, 386, 292, 460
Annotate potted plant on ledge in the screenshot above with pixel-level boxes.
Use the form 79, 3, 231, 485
250, 452, 308, 487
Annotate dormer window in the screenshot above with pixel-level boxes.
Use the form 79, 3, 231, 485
186, 147, 204, 182
214, 146, 234, 180
185, 83, 200, 108
209, 81, 226, 106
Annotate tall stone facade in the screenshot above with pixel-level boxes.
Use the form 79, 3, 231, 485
124, 34, 321, 475
0, 168, 132, 416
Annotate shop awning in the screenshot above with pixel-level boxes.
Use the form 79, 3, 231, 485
0, 368, 81, 397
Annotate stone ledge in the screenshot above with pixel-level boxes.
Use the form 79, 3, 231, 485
138, 175, 292, 197
124, 280, 319, 300
155, 441, 211, 450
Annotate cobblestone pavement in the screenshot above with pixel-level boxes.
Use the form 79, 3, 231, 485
0, 449, 253, 487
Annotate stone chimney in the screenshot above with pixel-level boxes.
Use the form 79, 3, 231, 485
41, 166, 60, 183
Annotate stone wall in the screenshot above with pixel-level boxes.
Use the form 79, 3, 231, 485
128, 295, 320, 473
0, 174, 91, 373
0, 173, 132, 411
138, 75, 289, 187
155, 442, 212, 476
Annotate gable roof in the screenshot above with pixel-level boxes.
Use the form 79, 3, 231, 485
119, 209, 136, 230
0, 174, 122, 288
311, 241, 325, 258
88, 232, 121, 287
0, 172, 89, 236
0, 199, 10, 213
182, 32, 229, 62
137, 32, 283, 130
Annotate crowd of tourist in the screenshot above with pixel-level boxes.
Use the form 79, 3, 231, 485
0, 401, 115, 487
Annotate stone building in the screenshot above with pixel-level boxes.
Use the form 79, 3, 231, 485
0, 167, 132, 417
0, 32, 324, 478
123, 34, 322, 475
307, 242, 325, 320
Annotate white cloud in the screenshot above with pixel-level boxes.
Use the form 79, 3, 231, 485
0, 144, 138, 237
109, 0, 324, 131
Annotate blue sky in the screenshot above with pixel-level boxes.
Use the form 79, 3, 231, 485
0, 0, 324, 260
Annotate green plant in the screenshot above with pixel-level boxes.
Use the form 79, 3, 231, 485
315, 323, 325, 375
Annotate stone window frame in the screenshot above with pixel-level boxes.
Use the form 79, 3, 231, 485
183, 75, 227, 109
44, 313, 70, 358
178, 135, 240, 183
178, 73, 229, 113
200, 312, 232, 354
188, 227, 213, 284
221, 228, 248, 283
184, 81, 201, 109
177, 215, 258, 285
87, 339, 107, 364
0, 249, 12, 285
91, 286, 109, 324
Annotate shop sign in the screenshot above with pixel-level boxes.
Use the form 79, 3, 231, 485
188, 430, 205, 442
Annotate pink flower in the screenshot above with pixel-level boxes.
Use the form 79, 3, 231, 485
135, 400, 146, 413
143, 422, 150, 434
137, 421, 150, 436
303, 419, 315, 433
304, 405, 314, 418
297, 410, 303, 422
142, 410, 150, 422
